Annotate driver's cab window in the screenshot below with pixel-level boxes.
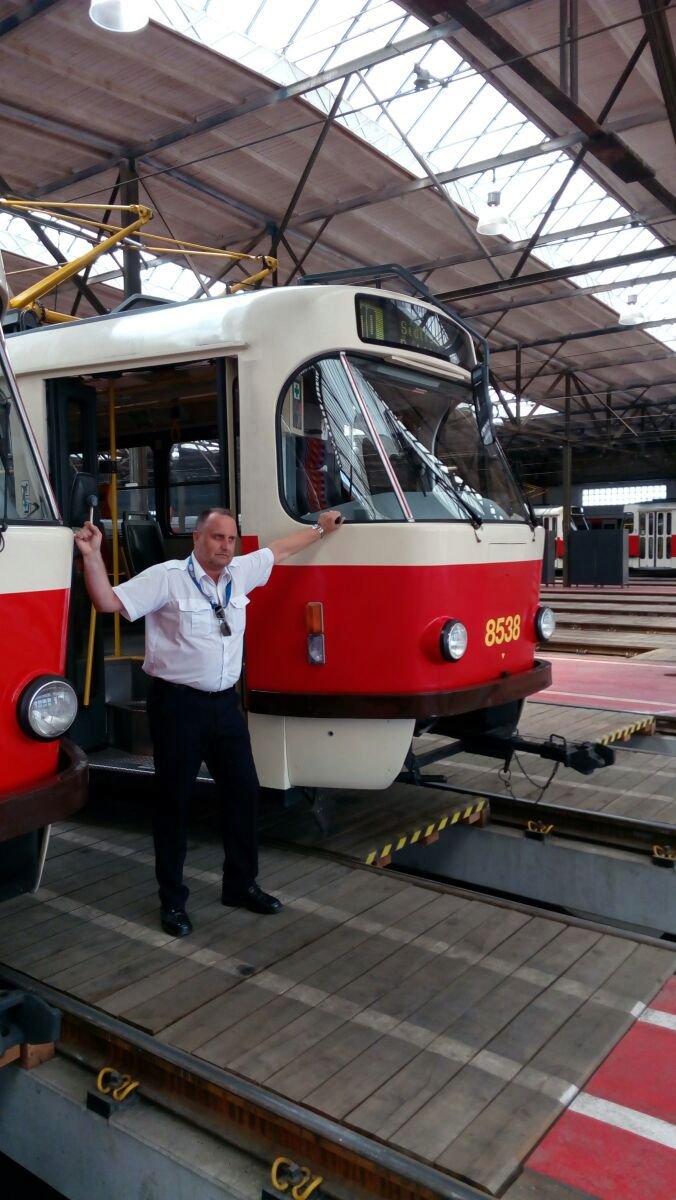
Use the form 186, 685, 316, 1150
280, 368, 346, 520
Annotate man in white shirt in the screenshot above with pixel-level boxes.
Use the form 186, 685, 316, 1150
75, 507, 342, 937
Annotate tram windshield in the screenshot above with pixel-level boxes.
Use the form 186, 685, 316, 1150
0, 349, 54, 524
279, 354, 529, 524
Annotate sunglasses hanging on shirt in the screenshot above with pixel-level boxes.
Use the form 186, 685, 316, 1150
214, 605, 231, 637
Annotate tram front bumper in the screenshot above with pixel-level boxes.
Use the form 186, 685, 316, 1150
247, 658, 552, 720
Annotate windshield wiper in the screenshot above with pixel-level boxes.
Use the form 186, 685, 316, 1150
379, 404, 483, 528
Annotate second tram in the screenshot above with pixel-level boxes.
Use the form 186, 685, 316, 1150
0, 257, 86, 899
624, 500, 676, 572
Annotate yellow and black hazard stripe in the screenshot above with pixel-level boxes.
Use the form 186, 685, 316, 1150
365, 799, 488, 867
600, 716, 656, 745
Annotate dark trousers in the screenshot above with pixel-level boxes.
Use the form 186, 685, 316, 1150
146, 678, 259, 911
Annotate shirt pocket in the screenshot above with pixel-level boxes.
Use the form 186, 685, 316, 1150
177, 598, 213, 637
228, 594, 250, 629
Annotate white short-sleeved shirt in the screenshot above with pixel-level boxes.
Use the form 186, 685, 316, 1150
112, 548, 274, 692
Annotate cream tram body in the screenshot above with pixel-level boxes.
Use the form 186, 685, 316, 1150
9, 285, 548, 794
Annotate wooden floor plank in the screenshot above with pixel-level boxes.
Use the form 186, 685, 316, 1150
169, 989, 307, 1058
120, 965, 240, 1033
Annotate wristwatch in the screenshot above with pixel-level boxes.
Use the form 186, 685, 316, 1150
312, 522, 325, 538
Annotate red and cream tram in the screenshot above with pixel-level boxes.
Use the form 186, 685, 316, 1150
8, 279, 556, 796
625, 500, 676, 572
0, 257, 86, 900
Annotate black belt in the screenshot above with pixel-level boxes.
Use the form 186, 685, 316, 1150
153, 678, 235, 697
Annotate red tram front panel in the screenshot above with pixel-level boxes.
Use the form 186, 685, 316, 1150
245, 556, 542, 699
0, 524, 74, 803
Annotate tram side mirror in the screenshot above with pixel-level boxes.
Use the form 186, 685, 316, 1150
70, 471, 99, 527
471, 363, 495, 445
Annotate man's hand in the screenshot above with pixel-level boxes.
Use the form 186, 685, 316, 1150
74, 520, 103, 556
317, 510, 344, 536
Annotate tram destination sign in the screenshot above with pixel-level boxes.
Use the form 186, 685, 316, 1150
356, 294, 469, 366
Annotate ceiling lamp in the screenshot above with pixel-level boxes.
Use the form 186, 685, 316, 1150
476, 190, 512, 237
618, 292, 647, 325
89, 1, 149, 32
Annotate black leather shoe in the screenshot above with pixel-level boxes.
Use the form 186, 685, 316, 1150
221, 883, 282, 914
160, 907, 193, 937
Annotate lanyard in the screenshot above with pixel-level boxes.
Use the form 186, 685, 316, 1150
187, 556, 232, 614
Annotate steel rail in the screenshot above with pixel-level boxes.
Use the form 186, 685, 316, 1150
413, 777, 675, 856
0, 965, 485, 1200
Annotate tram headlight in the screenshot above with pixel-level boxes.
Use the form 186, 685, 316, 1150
535, 606, 556, 641
18, 675, 78, 741
440, 620, 468, 662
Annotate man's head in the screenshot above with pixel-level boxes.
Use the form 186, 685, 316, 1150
193, 508, 238, 578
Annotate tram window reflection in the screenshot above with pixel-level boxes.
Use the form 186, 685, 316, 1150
169, 440, 221, 532
279, 355, 528, 524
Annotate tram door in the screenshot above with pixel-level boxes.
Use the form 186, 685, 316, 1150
638, 509, 673, 568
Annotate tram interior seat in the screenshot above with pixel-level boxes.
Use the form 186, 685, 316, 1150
122, 511, 167, 576
295, 435, 343, 516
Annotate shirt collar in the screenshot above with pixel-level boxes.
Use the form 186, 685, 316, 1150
189, 551, 232, 587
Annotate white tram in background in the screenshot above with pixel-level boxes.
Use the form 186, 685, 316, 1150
533, 505, 588, 571
0, 257, 86, 900
8, 279, 556, 797
535, 502, 676, 574
624, 500, 676, 572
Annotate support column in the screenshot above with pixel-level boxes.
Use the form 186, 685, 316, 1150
120, 159, 142, 297
562, 376, 572, 587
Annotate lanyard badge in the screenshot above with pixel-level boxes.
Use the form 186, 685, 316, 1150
187, 557, 233, 636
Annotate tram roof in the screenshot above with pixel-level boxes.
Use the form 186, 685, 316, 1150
0, 2, 674, 486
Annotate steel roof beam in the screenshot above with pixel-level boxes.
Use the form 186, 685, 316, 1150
402, 1, 676, 214
0, 0, 61, 39
436, 242, 676, 302
33, 17, 466, 198
503, 349, 676, 379
640, 0, 676, 149
467, 267, 676, 318
507, 377, 676, 403
509, 28, 649, 279
289, 106, 665, 226
294, 130, 587, 224
489, 314, 676, 351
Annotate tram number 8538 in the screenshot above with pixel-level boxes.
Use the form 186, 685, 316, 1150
485, 615, 521, 646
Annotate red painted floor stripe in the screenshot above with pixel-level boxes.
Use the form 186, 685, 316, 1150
533, 655, 676, 714
583, 1022, 676, 1125
528, 1111, 676, 1200
651, 978, 676, 1016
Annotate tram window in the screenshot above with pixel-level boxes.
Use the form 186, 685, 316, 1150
0, 367, 52, 522
169, 440, 221, 532
657, 538, 663, 558
639, 513, 646, 535
668, 513, 672, 534
279, 356, 529, 524
640, 537, 645, 557
279, 361, 392, 522
98, 447, 156, 522
657, 513, 664, 535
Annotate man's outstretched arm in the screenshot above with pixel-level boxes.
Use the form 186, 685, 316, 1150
268, 510, 343, 564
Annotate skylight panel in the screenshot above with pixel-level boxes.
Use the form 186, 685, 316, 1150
5, 0, 670, 358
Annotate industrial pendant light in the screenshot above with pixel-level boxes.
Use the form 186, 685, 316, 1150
89, 1, 150, 32
476, 169, 512, 238
618, 292, 647, 326
476, 191, 511, 237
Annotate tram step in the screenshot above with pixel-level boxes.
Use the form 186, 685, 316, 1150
107, 700, 152, 756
